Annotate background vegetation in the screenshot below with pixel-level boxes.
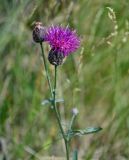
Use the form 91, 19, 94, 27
0, 0, 129, 159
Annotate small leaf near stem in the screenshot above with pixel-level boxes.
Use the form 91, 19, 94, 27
69, 127, 102, 138
41, 98, 64, 106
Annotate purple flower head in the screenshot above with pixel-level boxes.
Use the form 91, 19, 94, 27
45, 25, 80, 56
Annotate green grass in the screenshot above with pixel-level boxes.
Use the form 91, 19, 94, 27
0, 0, 129, 159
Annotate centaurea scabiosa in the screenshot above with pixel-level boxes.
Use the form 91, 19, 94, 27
45, 25, 80, 56
45, 25, 80, 65
44, 25, 80, 159
32, 23, 102, 160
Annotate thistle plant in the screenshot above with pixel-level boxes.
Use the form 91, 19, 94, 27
32, 22, 102, 160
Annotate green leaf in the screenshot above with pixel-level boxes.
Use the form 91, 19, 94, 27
73, 127, 102, 136
67, 127, 102, 139
41, 98, 64, 106
41, 99, 50, 105
55, 98, 64, 103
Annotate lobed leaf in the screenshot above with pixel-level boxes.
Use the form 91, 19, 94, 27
41, 98, 64, 106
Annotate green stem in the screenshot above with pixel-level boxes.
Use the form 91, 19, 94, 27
69, 115, 76, 131
65, 140, 69, 160
40, 43, 53, 96
53, 65, 69, 160
39, 43, 69, 160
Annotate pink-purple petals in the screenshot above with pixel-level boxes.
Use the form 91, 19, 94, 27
45, 25, 80, 56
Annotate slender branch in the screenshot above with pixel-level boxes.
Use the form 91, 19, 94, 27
54, 65, 57, 93
53, 65, 69, 160
69, 115, 76, 131
40, 42, 53, 96
53, 65, 66, 140
39, 43, 69, 160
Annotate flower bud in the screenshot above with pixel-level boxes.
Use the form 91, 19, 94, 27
32, 22, 46, 43
48, 49, 65, 66
72, 108, 79, 116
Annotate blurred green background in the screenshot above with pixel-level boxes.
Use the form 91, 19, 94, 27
0, 0, 129, 159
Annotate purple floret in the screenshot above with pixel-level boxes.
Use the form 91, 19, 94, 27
45, 25, 80, 56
